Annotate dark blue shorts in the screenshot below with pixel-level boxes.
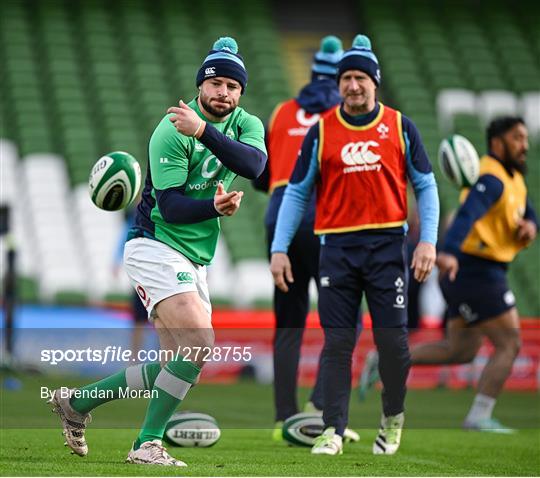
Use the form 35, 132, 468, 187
318, 235, 408, 329
440, 275, 516, 325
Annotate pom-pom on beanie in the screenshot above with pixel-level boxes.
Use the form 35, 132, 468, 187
311, 35, 343, 80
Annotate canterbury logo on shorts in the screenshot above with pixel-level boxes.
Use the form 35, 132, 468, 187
177, 272, 194, 284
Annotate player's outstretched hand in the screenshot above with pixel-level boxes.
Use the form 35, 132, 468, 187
214, 182, 243, 216
167, 100, 206, 138
436, 252, 459, 282
516, 218, 537, 244
270, 253, 294, 293
411, 241, 436, 282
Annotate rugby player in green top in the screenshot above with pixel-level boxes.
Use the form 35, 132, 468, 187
48, 37, 267, 466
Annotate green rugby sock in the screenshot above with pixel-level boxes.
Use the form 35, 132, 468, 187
135, 356, 200, 447
70, 363, 162, 415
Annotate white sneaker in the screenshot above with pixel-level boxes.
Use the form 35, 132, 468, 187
463, 417, 516, 434
304, 402, 360, 443
311, 427, 343, 455
343, 427, 360, 443
48, 388, 92, 456
126, 440, 187, 466
373, 412, 404, 455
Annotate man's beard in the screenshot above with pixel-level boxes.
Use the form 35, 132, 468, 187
344, 92, 373, 114
502, 142, 528, 175
200, 96, 236, 118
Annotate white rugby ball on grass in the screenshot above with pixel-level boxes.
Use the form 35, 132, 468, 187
282, 412, 324, 447
164, 412, 221, 447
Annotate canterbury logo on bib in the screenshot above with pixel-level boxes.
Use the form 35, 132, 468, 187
341, 141, 382, 173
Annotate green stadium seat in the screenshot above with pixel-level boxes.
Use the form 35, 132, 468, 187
465, 61, 501, 77
420, 46, 455, 63
13, 109, 49, 131
53, 87, 87, 103
431, 75, 468, 91
4, 74, 40, 91
394, 86, 432, 103
512, 74, 540, 94
92, 74, 125, 91
399, 99, 435, 118
470, 75, 507, 91
2, 42, 34, 60
17, 276, 40, 303
385, 74, 425, 93
453, 114, 485, 152
4, 58, 38, 74
50, 74, 82, 91
47, 57, 78, 73
18, 137, 55, 156
383, 58, 419, 76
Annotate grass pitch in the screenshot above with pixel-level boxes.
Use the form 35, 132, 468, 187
1, 373, 539, 476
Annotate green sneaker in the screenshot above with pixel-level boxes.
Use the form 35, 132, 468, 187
358, 350, 379, 401
463, 417, 516, 434
373, 412, 404, 455
272, 421, 284, 441
311, 427, 343, 455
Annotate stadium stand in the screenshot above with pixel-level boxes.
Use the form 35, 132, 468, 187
0, 140, 37, 298
0, 0, 538, 312
21, 154, 87, 302
72, 184, 127, 300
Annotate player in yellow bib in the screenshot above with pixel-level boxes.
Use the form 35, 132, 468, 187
411, 117, 537, 433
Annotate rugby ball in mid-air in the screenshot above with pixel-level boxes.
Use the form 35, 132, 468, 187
438, 134, 480, 189
282, 412, 324, 447
164, 412, 221, 447
88, 151, 141, 211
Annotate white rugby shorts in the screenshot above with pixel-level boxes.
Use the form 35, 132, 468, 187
123, 237, 212, 320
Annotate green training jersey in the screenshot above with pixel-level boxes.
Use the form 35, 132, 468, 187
137, 97, 265, 265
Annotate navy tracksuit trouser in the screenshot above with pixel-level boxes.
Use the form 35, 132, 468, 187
318, 235, 411, 435
267, 226, 324, 421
